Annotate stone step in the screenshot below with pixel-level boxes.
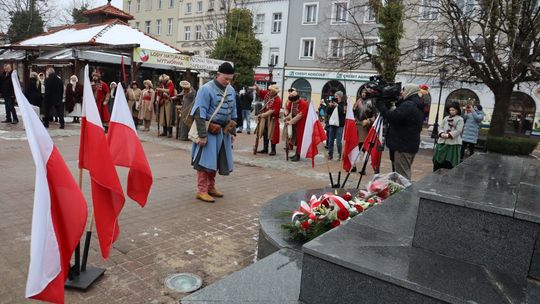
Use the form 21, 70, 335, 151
181, 248, 303, 304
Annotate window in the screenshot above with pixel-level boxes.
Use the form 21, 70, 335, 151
158, 0, 162, 9
193, 50, 200, 56
135, 21, 140, 29
269, 48, 279, 65
300, 38, 315, 59
145, 0, 152, 11
186, 2, 192, 13
456, 0, 479, 16
169, 0, 174, 8
416, 38, 435, 60
145, 21, 151, 33
156, 19, 161, 35
206, 24, 213, 39
328, 38, 344, 58
184, 26, 191, 40
272, 13, 282, 33
195, 25, 202, 40
136, 0, 141, 12
197, 1, 203, 12
420, 0, 438, 20
209, 0, 215, 10
128, 0, 131, 12
365, 6, 376, 23
205, 50, 212, 57
255, 14, 264, 34
219, 23, 225, 35
364, 38, 378, 56
303, 3, 318, 24
332, 2, 348, 24
167, 18, 173, 35
472, 37, 485, 62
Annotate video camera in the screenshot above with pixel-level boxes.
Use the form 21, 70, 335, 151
363, 76, 402, 108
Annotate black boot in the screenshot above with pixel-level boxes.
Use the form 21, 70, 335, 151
167, 127, 173, 138
290, 154, 300, 161
159, 126, 167, 136
269, 144, 276, 156
258, 140, 269, 154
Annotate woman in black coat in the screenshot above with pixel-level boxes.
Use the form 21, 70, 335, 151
25, 72, 42, 108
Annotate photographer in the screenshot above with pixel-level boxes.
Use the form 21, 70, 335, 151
375, 84, 424, 180
461, 103, 484, 159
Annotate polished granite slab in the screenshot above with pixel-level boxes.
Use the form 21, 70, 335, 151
181, 249, 303, 304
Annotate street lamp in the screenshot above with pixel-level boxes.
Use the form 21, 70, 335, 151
267, 63, 275, 86
431, 66, 448, 141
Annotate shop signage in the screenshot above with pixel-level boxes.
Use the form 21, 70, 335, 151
132, 48, 231, 71
285, 69, 372, 81
254, 73, 271, 82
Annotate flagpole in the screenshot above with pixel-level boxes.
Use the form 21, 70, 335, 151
341, 149, 363, 188
322, 147, 336, 188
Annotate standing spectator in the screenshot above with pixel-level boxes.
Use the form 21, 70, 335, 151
326, 91, 345, 160
43, 67, 65, 129
433, 102, 464, 171
126, 81, 142, 127
25, 72, 42, 108
375, 84, 425, 180
235, 90, 243, 134
190, 62, 237, 203
138, 80, 155, 132
284, 88, 308, 161
109, 81, 117, 115
1, 64, 18, 124
156, 74, 175, 137
354, 89, 375, 146
177, 80, 196, 140
238, 87, 254, 134
254, 84, 281, 155
91, 71, 110, 128
38, 72, 46, 121
65, 75, 83, 123
461, 104, 484, 159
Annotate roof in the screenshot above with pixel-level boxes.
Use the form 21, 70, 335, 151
83, 2, 134, 20
16, 20, 180, 53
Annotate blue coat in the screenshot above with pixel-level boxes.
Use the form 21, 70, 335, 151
190, 81, 237, 173
462, 109, 484, 144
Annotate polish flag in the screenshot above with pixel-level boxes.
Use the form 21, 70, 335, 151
12, 71, 87, 304
362, 114, 384, 172
107, 83, 153, 207
342, 100, 360, 172
79, 65, 125, 259
300, 102, 327, 167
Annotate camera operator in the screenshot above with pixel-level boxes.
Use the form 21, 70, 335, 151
375, 84, 424, 180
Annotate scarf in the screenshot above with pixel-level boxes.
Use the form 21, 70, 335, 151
70, 80, 77, 92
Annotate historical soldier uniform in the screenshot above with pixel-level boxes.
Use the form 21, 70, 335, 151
255, 84, 281, 155
156, 74, 176, 137
91, 71, 110, 126
177, 80, 196, 141
138, 80, 155, 132
284, 89, 308, 161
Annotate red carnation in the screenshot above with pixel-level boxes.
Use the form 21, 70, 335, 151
301, 221, 311, 230
355, 204, 364, 212
309, 213, 316, 221
330, 220, 341, 228
341, 192, 352, 201
337, 208, 350, 221
377, 188, 390, 199
320, 197, 331, 207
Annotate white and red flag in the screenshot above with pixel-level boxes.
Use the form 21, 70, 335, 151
342, 100, 360, 172
362, 114, 384, 172
79, 65, 125, 259
300, 102, 327, 167
12, 71, 87, 304
107, 83, 153, 207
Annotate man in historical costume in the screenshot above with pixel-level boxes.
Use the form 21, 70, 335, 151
156, 74, 176, 138
65, 75, 83, 123
176, 80, 196, 141
284, 88, 308, 162
190, 62, 237, 203
126, 81, 142, 127
254, 84, 281, 155
91, 71, 111, 128
43, 67, 65, 129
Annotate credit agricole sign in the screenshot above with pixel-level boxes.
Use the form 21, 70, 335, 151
285, 69, 371, 82
133, 48, 231, 71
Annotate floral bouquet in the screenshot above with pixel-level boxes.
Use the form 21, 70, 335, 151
282, 172, 411, 242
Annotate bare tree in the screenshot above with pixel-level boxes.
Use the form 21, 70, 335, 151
0, 0, 62, 32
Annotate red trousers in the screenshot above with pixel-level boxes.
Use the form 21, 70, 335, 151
197, 170, 216, 193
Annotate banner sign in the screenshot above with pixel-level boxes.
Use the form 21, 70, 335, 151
285, 69, 371, 82
132, 48, 231, 72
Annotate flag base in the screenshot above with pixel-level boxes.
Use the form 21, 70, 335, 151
65, 267, 105, 290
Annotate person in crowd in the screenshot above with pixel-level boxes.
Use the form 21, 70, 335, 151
156, 74, 175, 137
254, 84, 281, 155
318, 99, 327, 124
91, 71, 110, 128
237, 86, 254, 134
433, 102, 464, 171
235, 90, 243, 135
461, 103, 485, 159
43, 67, 65, 129
37, 72, 47, 121
25, 72, 42, 109
326, 91, 346, 160
1, 64, 18, 124
138, 80, 155, 132
126, 81, 142, 127
109, 81, 117, 114
352, 89, 375, 171
190, 62, 237, 203
284, 88, 308, 162
65, 75, 83, 123
177, 80, 196, 140
375, 84, 425, 180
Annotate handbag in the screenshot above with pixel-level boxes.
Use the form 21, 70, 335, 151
188, 87, 228, 143
329, 107, 339, 126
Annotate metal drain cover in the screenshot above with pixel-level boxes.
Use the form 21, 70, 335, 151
165, 273, 202, 293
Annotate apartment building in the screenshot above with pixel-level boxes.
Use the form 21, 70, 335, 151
124, 0, 179, 46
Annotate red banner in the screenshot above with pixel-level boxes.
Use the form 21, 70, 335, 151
254, 73, 271, 82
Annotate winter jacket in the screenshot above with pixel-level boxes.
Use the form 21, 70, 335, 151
326, 101, 345, 127
44, 73, 64, 106
437, 115, 464, 145
376, 95, 425, 154
25, 77, 42, 107
462, 109, 484, 144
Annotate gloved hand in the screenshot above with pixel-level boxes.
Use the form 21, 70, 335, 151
224, 120, 237, 135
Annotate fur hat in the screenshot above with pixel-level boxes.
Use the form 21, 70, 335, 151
268, 84, 280, 94
143, 79, 153, 88
92, 71, 101, 77
160, 74, 170, 82
402, 84, 420, 100
30, 71, 38, 78
218, 62, 235, 75
180, 80, 191, 89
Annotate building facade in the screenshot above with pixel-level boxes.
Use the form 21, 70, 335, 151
124, 0, 180, 46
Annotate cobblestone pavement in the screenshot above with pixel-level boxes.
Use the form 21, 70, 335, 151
0, 105, 533, 304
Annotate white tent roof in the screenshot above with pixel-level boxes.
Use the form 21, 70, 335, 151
18, 21, 179, 53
